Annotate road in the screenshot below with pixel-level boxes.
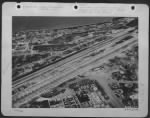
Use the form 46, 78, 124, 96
12, 30, 137, 107
13, 30, 132, 88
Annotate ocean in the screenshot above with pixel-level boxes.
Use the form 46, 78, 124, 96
12, 17, 112, 33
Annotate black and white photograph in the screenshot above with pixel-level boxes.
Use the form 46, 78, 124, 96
1, 2, 149, 117
12, 16, 138, 108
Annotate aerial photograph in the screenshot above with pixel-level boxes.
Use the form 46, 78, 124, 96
12, 17, 138, 108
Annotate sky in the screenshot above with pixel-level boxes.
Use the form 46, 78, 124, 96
12, 17, 112, 33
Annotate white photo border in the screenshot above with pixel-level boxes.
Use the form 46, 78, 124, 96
1, 2, 149, 117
